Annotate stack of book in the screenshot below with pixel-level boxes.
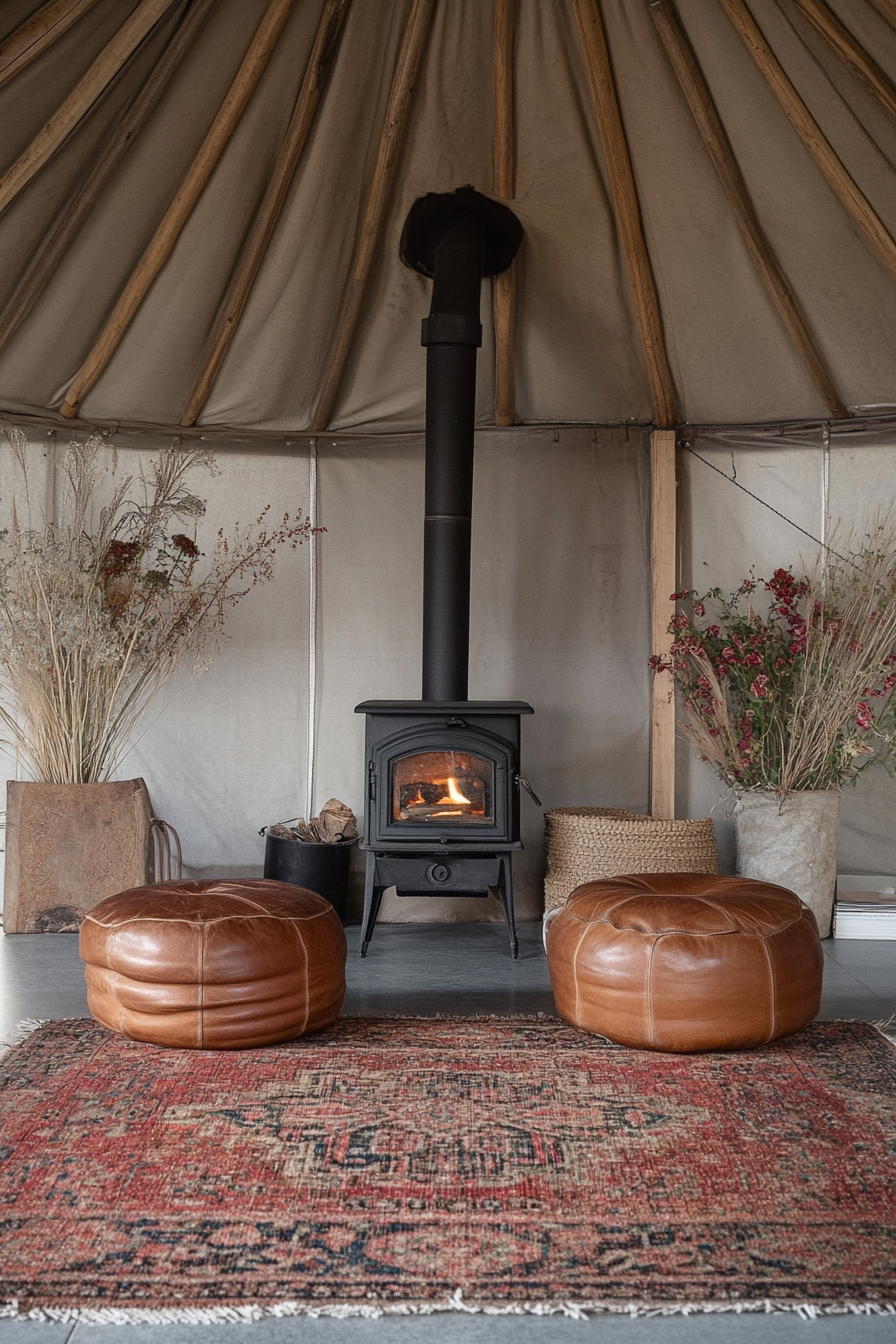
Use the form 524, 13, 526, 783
834, 876, 896, 939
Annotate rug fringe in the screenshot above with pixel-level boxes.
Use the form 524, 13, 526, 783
0, 1018, 47, 1061
872, 1015, 896, 1047
3, 1292, 895, 1324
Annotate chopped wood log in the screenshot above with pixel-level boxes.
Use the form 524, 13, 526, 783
180, 0, 352, 427
649, 0, 847, 419
720, 0, 896, 279
0, 0, 101, 90
0, 0, 177, 219
310, 0, 435, 432
59, 0, 297, 420
0, 0, 215, 358
572, 0, 678, 427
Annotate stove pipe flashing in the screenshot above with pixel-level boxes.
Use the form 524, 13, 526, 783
400, 187, 523, 702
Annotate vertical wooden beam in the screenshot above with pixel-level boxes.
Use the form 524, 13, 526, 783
0, 0, 177, 218
180, 0, 352, 426
720, 0, 896, 278
0, 0, 215, 358
310, 0, 435, 432
572, 0, 678, 427
493, 0, 515, 426
0, 0, 101, 90
648, 0, 847, 418
792, 0, 896, 120
60, 0, 296, 420
650, 428, 677, 819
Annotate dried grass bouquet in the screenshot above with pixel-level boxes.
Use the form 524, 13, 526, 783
0, 429, 316, 784
650, 532, 896, 794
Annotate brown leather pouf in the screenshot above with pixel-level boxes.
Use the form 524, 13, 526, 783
80, 879, 346, 1049
547, 873, 823, 1052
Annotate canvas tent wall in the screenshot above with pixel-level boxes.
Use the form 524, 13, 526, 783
2, 0, 896, 918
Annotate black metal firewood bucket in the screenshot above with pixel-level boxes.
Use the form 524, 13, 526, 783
263, 833, 357, 924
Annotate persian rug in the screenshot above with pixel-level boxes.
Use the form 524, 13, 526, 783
0, 1016, 895, 1322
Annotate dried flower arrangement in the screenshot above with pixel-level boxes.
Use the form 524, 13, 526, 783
0, 429, 317, 784
650, 535, 896, 794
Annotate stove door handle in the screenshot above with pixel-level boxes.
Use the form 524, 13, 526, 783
515, 774, 542, 808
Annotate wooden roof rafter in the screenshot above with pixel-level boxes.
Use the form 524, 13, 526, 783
59, 0, 298, 420
866, 0, 896, 33
648, 0, 847, 419
310, 0, 435, 433
719, 0, 896, 279
572, 0, 679, 428
0, 0, 178, 218
180, 0, 353, 427
0, 0, 102, 90
492, 0, 516, 427
790, 0, 896, 122
0, 0, 216, 359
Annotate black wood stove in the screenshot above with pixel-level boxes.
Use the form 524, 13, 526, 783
355, 187, 537, 959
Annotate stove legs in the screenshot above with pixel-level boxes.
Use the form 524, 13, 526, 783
497, 856, 518, 959
359, 850, 519, 959
359, 850, 384, 957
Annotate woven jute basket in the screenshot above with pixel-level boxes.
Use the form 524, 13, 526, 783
543, 807, 719, 912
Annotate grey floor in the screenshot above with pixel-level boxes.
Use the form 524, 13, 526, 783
0, 923, 894, 1343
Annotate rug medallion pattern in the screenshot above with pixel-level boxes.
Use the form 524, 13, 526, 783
0, 1017, 894, 1313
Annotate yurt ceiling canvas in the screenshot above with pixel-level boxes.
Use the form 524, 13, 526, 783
0, 0, 895, 436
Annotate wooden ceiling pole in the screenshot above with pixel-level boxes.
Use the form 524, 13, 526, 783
0, 0, 177, 219
0, 0, 101, 90
649, 0, 847, 418
866, 0, 896, 31
792, 0, 896, 121
493, 0, 516, 427
650, 428, 677, 819
720, 0, 896, 278
310, 0, 435, 432
59, 0, 297, 421
572, 0, 677, 427
180, 0, 352, 427
0, 0, 216, 358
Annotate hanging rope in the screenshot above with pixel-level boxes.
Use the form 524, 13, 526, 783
680, 437, 854, 566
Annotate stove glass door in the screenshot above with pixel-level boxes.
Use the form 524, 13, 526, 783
392, 750, 494, 825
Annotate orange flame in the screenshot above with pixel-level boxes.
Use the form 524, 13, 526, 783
446, 777, 471, 805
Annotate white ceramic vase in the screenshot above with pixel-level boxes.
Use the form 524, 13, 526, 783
734, 790, 840, 937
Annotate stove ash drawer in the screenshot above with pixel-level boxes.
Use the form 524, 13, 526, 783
372, 854, 503, 897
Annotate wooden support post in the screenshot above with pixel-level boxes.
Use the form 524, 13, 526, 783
180, 0, 352, 426
572, 0, 678, 427
493, 0, 516, 427
792, 0, 896, 121
0, 0, 215, 358
649, 0, 847, 419
720, 0, 896, 278
0, 0, 177, 218
0, 0, 101, 90
59, 0, 296, 420
650, 428, 677, 820
310, 0, 434, 432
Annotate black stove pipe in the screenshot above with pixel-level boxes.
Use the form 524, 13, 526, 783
401, 188, 523, 702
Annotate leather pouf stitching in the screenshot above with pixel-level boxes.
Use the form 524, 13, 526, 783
546, 872, 823, 1052
80, 879, 347, 1048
